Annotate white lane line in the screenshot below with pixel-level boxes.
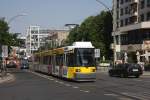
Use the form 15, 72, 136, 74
79, 90, 90, 93
134, 79, 142, 81
121, 92, 148, 100
55, 80, 59, 83
28, 70, 91, 94
58, 81, 64, 84
65, 84, 71, 87
80, 90, 84, 92
83, 90, 90, 93
72, 86, 79, 89
104, 93, 118, 96
48, 78, 54, 81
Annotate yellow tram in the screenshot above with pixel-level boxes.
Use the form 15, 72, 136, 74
33, 42, 96, 81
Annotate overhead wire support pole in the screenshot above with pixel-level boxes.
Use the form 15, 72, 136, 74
96, 0, 117, 64
96, 0, 112, 15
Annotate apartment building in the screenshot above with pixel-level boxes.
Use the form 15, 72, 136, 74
26, 26, 51, 56
26, 26, 69, 57
113, 0, 150, 63
45, 29, 69, 48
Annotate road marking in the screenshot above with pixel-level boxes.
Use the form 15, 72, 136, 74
58, 81, 64, 84
134, 79, 142, 81
72, 86, 79, 89
49, 78, 54, 81
65, 84, 71, 87
80, 90, 84, 92
84, 90, 90, 93
121, 92, 149, 100
119, 97, 133, 100
28, 70, 91, 94
104, 93, 118, 96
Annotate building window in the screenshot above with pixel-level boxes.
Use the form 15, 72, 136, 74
117, 0, 119, 8
141, 0, 145, 9
147, 12, 150, 21
117, 10, 119, 19
125, 18, 128, 25
120, 0, 124, 4
129, 16, 137, 24
120, 8, 124, 16
117, 21, 119, 28
125, 7, 129, 14
120, 20, 124, 27
147, 0, 150, 7
140, 14, 145, 22
121, 34, 128, 45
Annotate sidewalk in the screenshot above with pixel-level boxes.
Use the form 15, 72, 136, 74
142, 71, 150, 76
0, 73, 15, 84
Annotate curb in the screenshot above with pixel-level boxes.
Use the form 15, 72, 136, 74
0, 73, 15, 84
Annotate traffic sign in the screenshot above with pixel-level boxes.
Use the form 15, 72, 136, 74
2, 45, 8, 57
95, 49, 100, 58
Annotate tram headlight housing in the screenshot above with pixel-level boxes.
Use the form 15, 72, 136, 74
92, 69, 96, 72
76, 69, 81, 72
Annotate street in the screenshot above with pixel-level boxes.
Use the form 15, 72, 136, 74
0, 69, 150, 100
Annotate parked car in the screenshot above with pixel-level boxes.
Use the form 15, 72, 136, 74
6, 60, 17, 68
108, 63, 143, 78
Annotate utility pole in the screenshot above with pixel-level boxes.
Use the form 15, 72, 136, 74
96, 0, 117, 64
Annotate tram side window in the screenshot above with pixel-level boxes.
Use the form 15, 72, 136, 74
40, 56, 43, 64
48, 56, 52, 65
56, 55, 63, 66
43, 56, 49, 64
66, 53, 74, 67
34, 56, 38, 62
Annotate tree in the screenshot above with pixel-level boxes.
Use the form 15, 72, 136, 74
0, 19, 22, 54
66, 11, 113, 60
0, 19, 21, 46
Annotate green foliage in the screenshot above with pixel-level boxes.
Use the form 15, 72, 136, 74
66, 11, 113, 59
0, 19, 20, 46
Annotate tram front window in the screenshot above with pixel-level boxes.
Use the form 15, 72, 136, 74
76, 48, 95, 67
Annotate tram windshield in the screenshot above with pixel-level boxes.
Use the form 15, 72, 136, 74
75, 48, 95, 67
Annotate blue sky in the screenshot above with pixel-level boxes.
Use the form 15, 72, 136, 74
0, 0, 112, 35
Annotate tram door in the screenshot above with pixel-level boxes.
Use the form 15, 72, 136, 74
62, 53, 68, 78
52, 55, 56, 75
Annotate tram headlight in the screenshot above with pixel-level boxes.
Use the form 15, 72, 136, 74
76, 69, 81, 72
92, 69, 96, 72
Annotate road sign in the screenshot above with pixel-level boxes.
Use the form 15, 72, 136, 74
2, 45, 8, 57
95, 49, 100, 58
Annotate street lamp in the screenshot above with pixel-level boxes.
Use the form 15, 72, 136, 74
8, 13, 27, 24
96, 0, 117, 64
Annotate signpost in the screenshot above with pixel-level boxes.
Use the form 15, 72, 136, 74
95, 49, 100, 58
2, 45, 8, 57
1, 45, 8, 76
95, 49, 100, 69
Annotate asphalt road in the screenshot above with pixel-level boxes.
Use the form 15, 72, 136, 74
0, 69, 150, 100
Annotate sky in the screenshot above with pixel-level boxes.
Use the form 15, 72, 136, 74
0, 0, 112, 36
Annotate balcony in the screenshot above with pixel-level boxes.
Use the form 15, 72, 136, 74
121, 44, 142, 51
118, 21, 150, 32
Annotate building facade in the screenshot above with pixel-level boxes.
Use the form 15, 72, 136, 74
26, 26, 69, 57
113, 0, 150, 63
26, 26, 51, 57
45, 29, 69, 48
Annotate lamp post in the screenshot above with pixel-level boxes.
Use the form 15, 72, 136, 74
96, 0, 117, 64
8, 13, 27, 24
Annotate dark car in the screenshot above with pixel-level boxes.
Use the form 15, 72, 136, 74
108, 63, 143, 78
20, 59, 29, 69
